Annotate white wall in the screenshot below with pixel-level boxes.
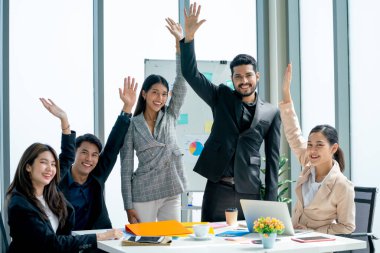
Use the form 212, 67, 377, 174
349, 0, 380, 248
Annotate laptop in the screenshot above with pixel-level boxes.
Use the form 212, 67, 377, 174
240, 199, 297, 236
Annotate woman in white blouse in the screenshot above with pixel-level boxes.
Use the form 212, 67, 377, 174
279, 64, 355, 234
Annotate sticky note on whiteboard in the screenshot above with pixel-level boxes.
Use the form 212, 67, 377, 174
178, 113, 189, 125
202, 72, 213, 82
204, 120, 213, 133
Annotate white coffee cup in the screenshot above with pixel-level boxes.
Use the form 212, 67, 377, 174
193, 224, 210, 238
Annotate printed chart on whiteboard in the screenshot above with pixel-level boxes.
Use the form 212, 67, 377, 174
145, 58, 231, 191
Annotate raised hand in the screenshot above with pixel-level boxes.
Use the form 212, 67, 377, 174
39, 98, 67, 120
281, 63, 292, 104
40, 98, 70, 133
165, 17, 184, 42
184, 2, 206, 42
119, 76, 138, 113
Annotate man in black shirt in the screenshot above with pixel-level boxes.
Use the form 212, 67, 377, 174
178, 3, 281, 222
40, 77, 137, 229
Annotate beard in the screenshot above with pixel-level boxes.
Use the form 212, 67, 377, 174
235, 83, 256, 97
237, 89, 255, 97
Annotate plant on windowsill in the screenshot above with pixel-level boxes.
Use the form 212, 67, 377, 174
260, 155, 295, 203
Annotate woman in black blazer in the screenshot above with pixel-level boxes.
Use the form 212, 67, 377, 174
6, 143, 122, 253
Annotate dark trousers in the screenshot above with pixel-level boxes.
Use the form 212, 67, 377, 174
201, 180, 260, 222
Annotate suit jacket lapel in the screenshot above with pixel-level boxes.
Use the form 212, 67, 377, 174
233, 92, 242, 129
133, 114, 165, 150
295, 167, 312, 207
249, 97, 262, 129
134, 114, 156, 142
305, 163, 340, 209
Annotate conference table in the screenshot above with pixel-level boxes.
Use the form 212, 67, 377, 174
74, 226, 367, 253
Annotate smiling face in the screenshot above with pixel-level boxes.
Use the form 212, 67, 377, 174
72, 141, 100, 178
26, 151, 57, 195
307, 131, 338, 169
142, 83, 168, 113
232, 64, 259, 102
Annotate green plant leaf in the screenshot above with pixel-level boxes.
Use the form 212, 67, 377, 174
278, 167, 291, 177
278, 187, 289, 197
279, 156, 288, 168
278, 179, 294, 188
260, 154, 294, 203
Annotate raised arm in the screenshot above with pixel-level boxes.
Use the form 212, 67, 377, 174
93, 77, 137, 179
39, 98, 70, 134
184, 2, 206, 43
165, 17, 187, 118
281, 63, 292, 104
119, 76, 138, 114
180, 3, 219, 107
279, 64, 308, 166
40, 98, 75, 178
165, 17, 183, 54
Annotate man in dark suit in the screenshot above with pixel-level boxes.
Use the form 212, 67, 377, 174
179, 3, 281, 222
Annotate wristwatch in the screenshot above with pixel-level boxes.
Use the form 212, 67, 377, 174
120, 111, 132, 118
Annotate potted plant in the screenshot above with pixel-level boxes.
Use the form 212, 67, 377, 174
253, 216, 285, 249
260, 155, 295, 203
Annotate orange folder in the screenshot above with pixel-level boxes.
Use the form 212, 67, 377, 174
125, 220, 192, 236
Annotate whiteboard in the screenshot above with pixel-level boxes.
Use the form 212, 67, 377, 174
145, 59, 232, 191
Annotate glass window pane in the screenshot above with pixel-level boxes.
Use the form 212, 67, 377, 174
196, 0, 257, 60
349, 0, 380, 245
9, 0, 93, 180
299, 0, 335, 135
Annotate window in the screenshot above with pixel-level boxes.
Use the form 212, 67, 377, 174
9, 0, 93, 180
299, 0, 335, 134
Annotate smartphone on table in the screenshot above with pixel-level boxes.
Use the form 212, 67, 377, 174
291, 236, 336, 243
127, 236, 165, 244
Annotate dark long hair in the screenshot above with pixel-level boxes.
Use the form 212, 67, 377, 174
309, 125, 345, 172
133, 74, 169, 116
7, 143, 68, 227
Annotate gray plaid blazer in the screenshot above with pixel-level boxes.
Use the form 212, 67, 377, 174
120, 53, 187, 210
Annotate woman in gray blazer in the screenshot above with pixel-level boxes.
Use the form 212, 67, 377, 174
120, 19, 187, 223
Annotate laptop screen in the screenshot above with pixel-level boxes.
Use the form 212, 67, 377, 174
240, 199, 296, 235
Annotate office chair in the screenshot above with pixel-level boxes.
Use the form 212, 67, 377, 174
0, 210, 9, 253
338, 186, 378, 253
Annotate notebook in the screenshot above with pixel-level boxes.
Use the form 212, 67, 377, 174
240, 199, 297, 236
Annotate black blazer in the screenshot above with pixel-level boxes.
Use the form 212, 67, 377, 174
59, 115, 130, 229
180, 39, 281, 200
7, 190, 97, 253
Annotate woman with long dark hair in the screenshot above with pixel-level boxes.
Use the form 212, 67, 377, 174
6, 143, 123, 252
279, 64, 355, 234
120, 19, 187, 223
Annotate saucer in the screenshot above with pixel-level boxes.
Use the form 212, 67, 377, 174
189, 234, 213, 241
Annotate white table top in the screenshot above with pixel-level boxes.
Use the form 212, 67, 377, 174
74, 229, 367, 253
